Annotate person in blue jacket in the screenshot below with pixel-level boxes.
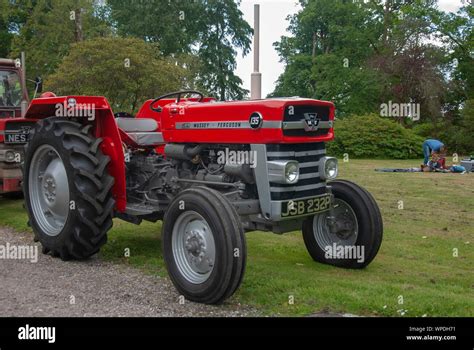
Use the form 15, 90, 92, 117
422, 139, 446, 165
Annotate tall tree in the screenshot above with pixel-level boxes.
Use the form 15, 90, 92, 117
0, 0, 12, 57
271, 0, 384, 115
106, 0, 202, 55
8, 0, 111, 82
272, 0, 451, 120
195, 0, 252, 100
107, 0, 252, 100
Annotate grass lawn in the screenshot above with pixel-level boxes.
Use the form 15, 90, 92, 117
1, 159, 473, 317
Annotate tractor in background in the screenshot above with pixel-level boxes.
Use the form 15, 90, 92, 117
0, 55, 42, 196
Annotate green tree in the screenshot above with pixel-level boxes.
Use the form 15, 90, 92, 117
271, 0, 383, 115
367, 0, 449, 124
272, 0, 453, 121
107, 0, 252, 100
107, 0, 201, 55
0, 0, 13, 57
411, 2, 474, 154
45, 37, 184, 113
195, 0, 252, 100
8, 0, 111, 82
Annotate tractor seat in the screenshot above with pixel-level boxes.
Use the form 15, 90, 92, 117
115, 117, 163, 146
115, 117, 158, 132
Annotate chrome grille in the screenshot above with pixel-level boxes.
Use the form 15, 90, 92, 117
266, 143, 327, 201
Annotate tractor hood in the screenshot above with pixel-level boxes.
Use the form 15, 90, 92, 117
151, 97, 335, 144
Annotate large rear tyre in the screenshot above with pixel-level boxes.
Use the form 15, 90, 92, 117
302, 180, 383, 268
23, 118, 115, 260
162, 186, 246, 304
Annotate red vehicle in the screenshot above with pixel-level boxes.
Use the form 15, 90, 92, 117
19, 90, 383, 304
0, 57, 41, 195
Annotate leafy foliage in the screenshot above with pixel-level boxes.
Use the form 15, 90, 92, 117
327, 114, 424, 159
107, 0, 252, 100
0, 0, 13, 57
273, 0, 473, 154
45, 37, 184, 113
194, 0, 252, 100
7, 0, 111, 81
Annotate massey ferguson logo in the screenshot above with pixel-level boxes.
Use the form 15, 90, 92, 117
304, 113, 320, 131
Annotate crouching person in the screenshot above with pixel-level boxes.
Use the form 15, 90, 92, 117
422, 139, 446, 166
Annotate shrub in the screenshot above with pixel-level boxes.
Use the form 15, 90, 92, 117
326, 114, 424, 159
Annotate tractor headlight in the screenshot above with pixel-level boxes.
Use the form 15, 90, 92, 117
5, 150, 16, 163
320, 156, 338, 180
268, 160, 299, 184
285, 161, 299, 184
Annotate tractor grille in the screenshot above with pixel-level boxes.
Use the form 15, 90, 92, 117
266, 143, 327, 201
283, 105, 331, 137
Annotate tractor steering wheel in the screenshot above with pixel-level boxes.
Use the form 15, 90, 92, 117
149, 90, 204, 112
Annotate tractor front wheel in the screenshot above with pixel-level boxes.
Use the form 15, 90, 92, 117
302, 180, 383, 268
24, 118, 115, 260
162, 186, 246, 304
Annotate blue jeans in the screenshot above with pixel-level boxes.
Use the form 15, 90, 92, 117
422, 141, 431, 165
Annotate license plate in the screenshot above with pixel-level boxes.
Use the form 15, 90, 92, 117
281, 193, 332, 218
4, 132, 29, 144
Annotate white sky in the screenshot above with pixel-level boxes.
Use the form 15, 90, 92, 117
235, 0, 464, 98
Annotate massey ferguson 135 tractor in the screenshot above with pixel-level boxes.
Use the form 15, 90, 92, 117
20, 90, 382, 304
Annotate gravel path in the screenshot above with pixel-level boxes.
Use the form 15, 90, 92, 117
0, 227, 259, 317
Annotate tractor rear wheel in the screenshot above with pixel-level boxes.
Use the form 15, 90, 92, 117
162, 186, 246, 304
302, 180, 383, 268
23, 118, 115, 260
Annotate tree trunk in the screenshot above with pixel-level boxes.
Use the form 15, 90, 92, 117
312, 32, 317, 58
382, 0, 391, 46
74, 8, 83, 42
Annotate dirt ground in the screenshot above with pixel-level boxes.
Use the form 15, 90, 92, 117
0, 227, 258, 317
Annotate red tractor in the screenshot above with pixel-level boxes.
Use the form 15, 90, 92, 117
0, 56, 42, 195
19, 90, 382, 304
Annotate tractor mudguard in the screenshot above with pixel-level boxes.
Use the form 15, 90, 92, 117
23, 96, 127, 211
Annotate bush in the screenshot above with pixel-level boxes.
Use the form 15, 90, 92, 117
326, 114, 424, 159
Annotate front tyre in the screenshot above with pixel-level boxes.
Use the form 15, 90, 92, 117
302, 180, 383, 268
162, 187, 246, 304
24, 118, 115, 260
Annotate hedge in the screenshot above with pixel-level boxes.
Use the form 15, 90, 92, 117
326, 114, 424, 159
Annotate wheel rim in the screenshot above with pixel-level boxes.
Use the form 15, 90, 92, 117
313, 198, 358, 250
29, 144, 70, 237
171, 211, 216, 284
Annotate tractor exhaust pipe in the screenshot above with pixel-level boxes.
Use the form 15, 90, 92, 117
250, 4, 262, 100
164, 144, 204, 160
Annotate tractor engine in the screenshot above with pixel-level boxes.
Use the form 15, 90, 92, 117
122, 144, 259, 225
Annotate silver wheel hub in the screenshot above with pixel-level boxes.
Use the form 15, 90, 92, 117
29, 145, 70, 237
313, 198, 358, 250
172, 211, 216, 284
43, 176, 57, 201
